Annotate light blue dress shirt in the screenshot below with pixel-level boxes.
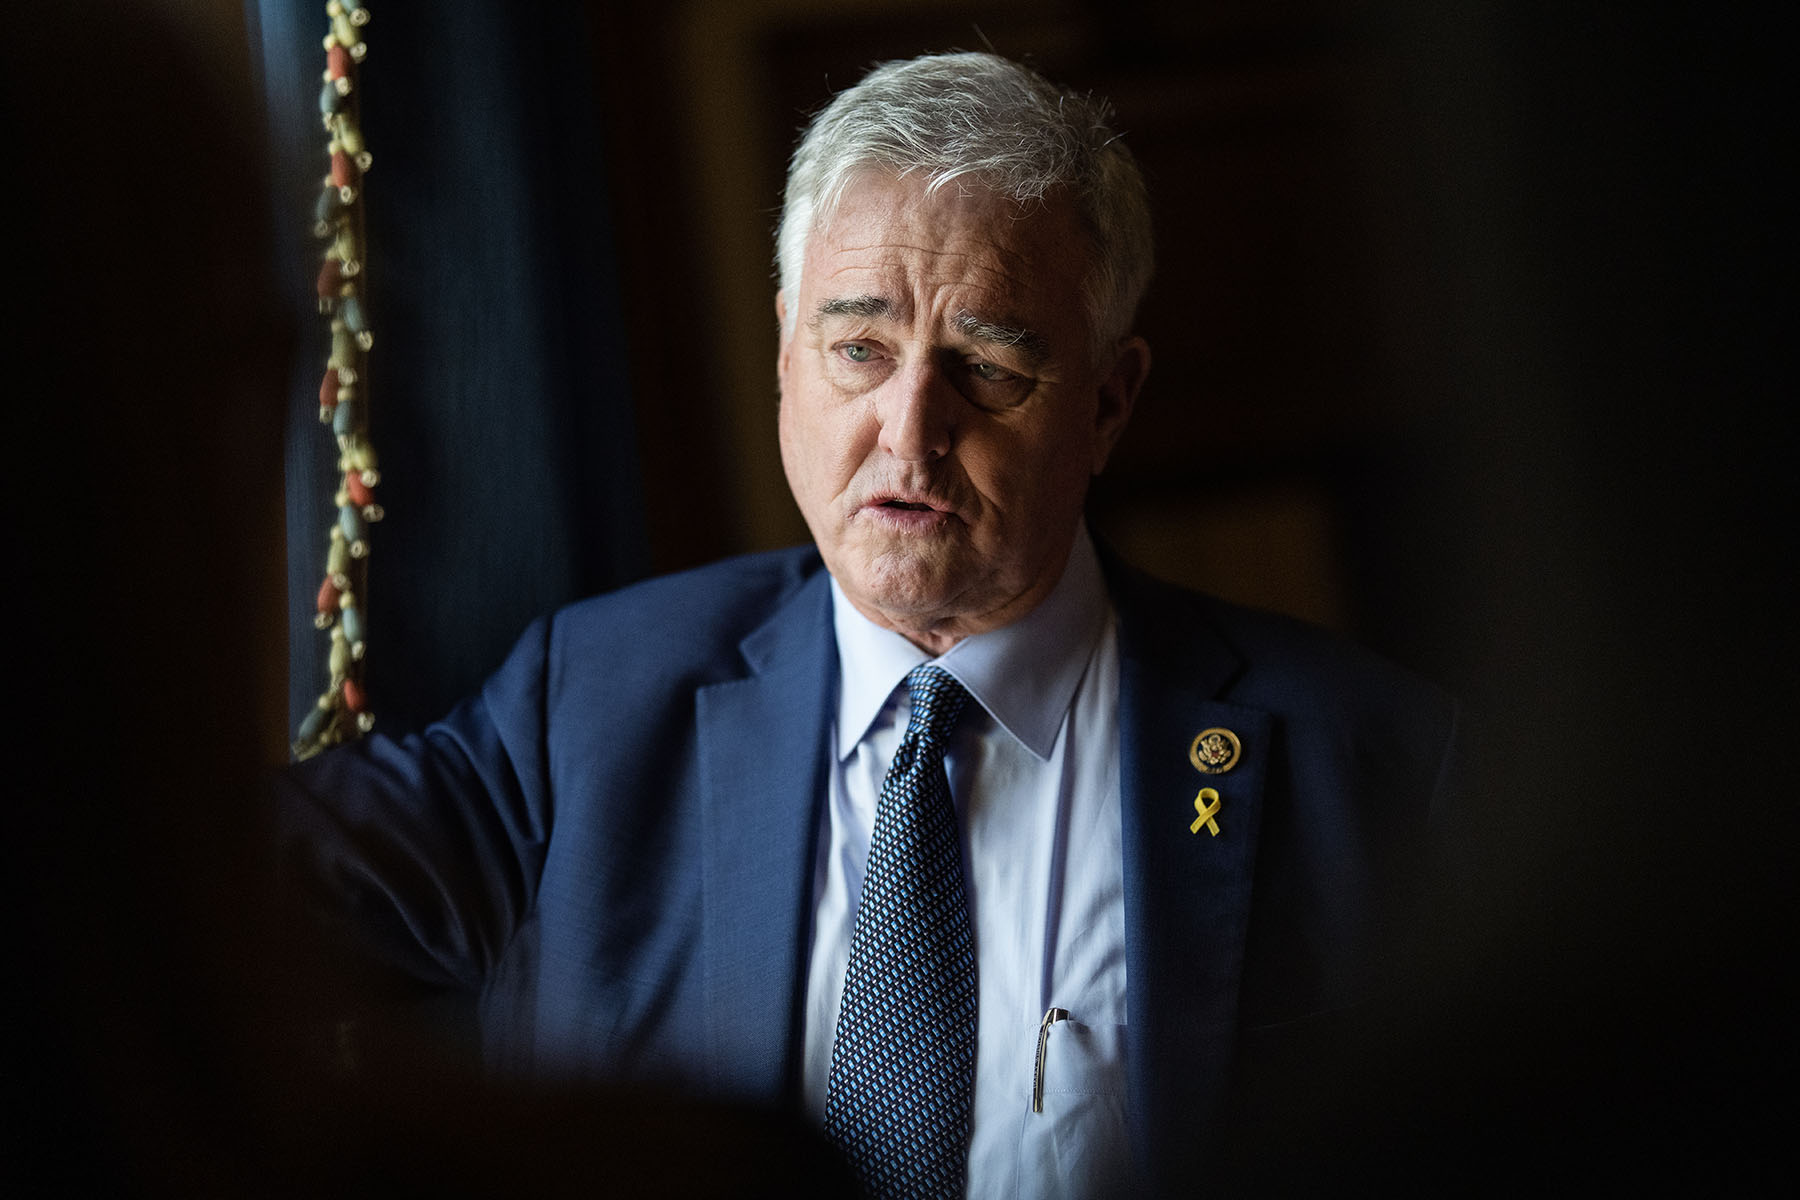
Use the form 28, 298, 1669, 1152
803, 529, 1132, 1197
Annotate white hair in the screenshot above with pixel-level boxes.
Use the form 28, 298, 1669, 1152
775, 52, 1154, 359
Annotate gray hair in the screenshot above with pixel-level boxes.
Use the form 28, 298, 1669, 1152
776, 51, 1154, 359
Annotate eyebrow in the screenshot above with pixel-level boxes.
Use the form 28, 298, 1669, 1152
952, 310, 1050, 366
812, 295, 892, 325
810, 295, 1051, 366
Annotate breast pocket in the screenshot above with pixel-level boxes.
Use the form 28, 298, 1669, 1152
1017, 1016, 1133, 1198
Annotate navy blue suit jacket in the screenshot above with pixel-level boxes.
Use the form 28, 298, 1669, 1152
279, 546, 1457, 1190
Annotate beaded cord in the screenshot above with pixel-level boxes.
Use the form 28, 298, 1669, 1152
295, 1, 379, 759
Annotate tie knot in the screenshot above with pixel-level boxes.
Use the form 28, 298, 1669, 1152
902, 664, 969, 751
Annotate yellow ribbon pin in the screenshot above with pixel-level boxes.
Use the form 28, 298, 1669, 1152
1190, 787, 1221, 836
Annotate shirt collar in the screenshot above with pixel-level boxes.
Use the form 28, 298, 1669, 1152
831, 527, 1111, 762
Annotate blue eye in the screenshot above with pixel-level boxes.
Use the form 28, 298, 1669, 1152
840, 343, 873, 363
969, 360, 1014, 382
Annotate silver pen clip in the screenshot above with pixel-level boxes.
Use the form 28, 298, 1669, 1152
1032, 1007, 1070, 1114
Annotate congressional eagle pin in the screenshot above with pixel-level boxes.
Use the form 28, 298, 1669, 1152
1188, 727, 1242, 775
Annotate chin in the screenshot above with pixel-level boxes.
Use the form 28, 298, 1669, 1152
843, 543, 976, 624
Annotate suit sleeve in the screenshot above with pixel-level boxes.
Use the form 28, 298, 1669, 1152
271, 616, 557, 992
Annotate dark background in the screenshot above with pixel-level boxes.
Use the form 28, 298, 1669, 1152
11, 0, 1786, 1192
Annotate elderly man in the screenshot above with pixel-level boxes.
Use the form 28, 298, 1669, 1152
280, 52, 1457, 1198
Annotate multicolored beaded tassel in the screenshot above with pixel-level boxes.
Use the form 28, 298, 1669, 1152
295, 1, 378, 759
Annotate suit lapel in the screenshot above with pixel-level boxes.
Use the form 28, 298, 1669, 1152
1108, 563, 1272, 1189
695, 567, 836, 1105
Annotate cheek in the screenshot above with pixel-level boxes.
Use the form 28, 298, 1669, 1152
1040, 410, 1106, 491
781, 389, 876, 500
968, 419, 1097, 511
776, 398, 803, 482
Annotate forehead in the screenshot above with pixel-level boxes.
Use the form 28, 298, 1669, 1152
800, 172, 1091, 327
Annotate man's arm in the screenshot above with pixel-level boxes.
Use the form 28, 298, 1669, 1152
272, 615, 557, 994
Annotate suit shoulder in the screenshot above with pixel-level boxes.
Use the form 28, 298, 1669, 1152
1112, 560, 1454, 726
543, 545, 826, 666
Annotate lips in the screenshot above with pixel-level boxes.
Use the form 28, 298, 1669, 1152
858, 488, 961, 528
863, 489, 956, 516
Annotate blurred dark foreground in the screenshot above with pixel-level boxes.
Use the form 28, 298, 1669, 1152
4, 6, 849, 1195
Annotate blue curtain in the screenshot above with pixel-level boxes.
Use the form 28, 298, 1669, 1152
251, 0, 647, 739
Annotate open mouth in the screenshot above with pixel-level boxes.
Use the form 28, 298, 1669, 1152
864, 495, 954, 528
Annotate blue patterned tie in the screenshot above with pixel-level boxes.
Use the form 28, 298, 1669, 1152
825, 664, 976, 1199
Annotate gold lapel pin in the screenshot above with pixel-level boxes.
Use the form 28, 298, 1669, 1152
1189, 727, 1241, 775
1186, 727, 1240, 836
1190, 787, 1222, 836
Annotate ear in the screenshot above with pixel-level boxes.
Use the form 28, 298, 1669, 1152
775, 290, 793, 384
1091, 335, 1150, 475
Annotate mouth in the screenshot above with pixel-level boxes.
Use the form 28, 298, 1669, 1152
859, 491, 959, 529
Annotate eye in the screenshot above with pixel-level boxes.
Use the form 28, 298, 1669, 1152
955, 356, 1034, 412
838, 343, 874, 363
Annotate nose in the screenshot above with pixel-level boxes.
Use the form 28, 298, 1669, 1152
876, 359, 955, 462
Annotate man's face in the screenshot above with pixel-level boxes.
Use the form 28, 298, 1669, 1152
777, 171, 1148, 652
